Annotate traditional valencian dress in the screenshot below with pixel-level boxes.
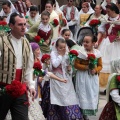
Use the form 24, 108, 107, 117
54, 0, 68, 32
85, 13, 105, 27
37, 23, 53, 53
41, 41, 82, 120
60, 4, 78, 35
26, 10, 59, 51
0, 0, 18, 23
77, 4, 94, 28
98, 15, 120, 88
74, 47, 102, 115
26, 10, 40, 29
26, 21, 53, 53
48, 10, 60, 40
99, 73, 120, 120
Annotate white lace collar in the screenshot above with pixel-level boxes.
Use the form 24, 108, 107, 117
38, 22, 51, 32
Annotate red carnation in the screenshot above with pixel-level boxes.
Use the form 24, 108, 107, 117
63, 19, 67, 26
53, 19, 59, 26
87, 54, 96, 60
33, 61, 42, 70
89, 19, 101, 26
34, 35, 41, 43
117, 75, 120, 82
70, 50, 79, 56
0, 21, 3, 25
2, 21, 7, 26
41, 54, 50, 63
5, 80, 26, 98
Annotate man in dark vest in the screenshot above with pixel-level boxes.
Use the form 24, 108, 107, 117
0, 12, 36, 120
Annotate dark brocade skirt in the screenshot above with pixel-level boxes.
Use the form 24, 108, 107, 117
41, 81, 82, 120
99, 101, 116, 120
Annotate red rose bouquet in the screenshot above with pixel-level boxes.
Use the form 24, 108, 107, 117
33, 61, 46, 77
87, 54, 97, 70
41, 54, 50, 63
60, 18, 67, 27
69, 50, 79, 67
51, 19, 59, 27
89, 19, 101, 27
0, 80, 26, 98
0, 21, 10, 35
0, 21, 7, 26
34, 35, 44, 45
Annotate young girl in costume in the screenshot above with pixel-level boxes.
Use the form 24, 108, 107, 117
30, 42, 67, 102
99, 58, 120, 120
44, 38, 82, 120
61, 29, 71, 40
26, 10, 53, 54
74, 35, 102, 120
26, 1, 59, 46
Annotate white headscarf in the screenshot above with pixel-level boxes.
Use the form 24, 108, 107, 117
51, 37, 69, 52
50, 37, 70, 78
111, 58, 120, 73
101, 0, 117, 10
106, 58, 120, 101
79, 3, 94, 14
0, 0, 18, 23
54, 0, 68, 29
26, 5, 40, 23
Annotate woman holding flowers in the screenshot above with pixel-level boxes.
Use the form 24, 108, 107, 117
26, 1, 59, 47
96, 3, 120, 89
77, 2, 94, 28
26, 10, 53, 53
85, 5, 104, 28
74, 35, 102, 120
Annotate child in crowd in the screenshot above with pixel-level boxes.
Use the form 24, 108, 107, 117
26, 11, 53, 54
74, 35, 102, 120
30, 42, 67, 102
42, 38, 82, 120
61, 28, 71, 40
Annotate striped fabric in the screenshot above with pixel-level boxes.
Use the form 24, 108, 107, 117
14, 1, 28, 14
0, 34, 30, 84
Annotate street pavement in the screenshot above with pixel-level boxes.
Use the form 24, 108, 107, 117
89, 91, 107, 120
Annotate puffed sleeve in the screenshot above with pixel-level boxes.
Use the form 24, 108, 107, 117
95, 57, 102, 73
98, 22, 106, 33
50, 51, 62, 68
74, 58, 88, 71
110, 89, 120, 106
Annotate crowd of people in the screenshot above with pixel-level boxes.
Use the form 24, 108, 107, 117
0, 0, 120, 120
